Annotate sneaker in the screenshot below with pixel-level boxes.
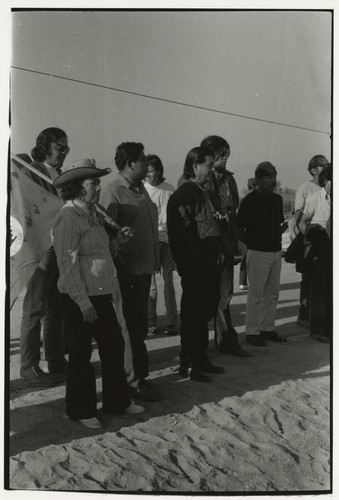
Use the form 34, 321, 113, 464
21, 366, 57, 387
200, 362, 225, 374
78, 417, 102, 429
190, 369, 211, 383
246, 335, 267, 347
148, 326, 159, 335
239, 285, 248, 291
260, 331, 287, 343
163, 326, 178, 336
125, 401, 146, 414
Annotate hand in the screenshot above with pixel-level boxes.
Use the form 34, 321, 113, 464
116, 226, 134, 247
82, 306, 98, 323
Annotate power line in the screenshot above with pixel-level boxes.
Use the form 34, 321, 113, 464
11, 65, 330, 135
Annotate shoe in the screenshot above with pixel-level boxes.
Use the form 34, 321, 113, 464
219, 344, 250, 357
310, 333, 330, 344
239, 285, 248, 291
125, 401, 146, 414
246, 335, 267, 347
163, 326, 178, 336
131, 382, 160, 402
297, 318, 310, 329
200, 362, 225, 374
78, 417, 102, 429
190, 369, 211, 382
260, 331, 287, 343
21, 366, 57, 387
178, 366, 189, 377
148, 326, 158, 335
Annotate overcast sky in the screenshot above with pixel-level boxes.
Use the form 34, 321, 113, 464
11, 9, 331, 193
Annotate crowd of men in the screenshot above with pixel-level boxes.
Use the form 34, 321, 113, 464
13, 128, 332, 406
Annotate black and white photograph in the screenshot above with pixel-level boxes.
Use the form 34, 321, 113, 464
5, 2, 333, 496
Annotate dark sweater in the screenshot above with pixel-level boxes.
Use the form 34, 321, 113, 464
237, 189, 284, 252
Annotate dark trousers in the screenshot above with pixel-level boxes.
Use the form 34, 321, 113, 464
20, 246, 65, 372
309, 239, 332, 337
118, 274, 151, 383
179, 263, 219, 370
62, 294, 130, 419
298, 271, 311, 321
239, 254, 248, 286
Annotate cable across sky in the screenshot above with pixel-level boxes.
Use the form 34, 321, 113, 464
11, 65, 330, 136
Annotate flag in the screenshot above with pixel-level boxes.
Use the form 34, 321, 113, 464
9, 160, 63, 307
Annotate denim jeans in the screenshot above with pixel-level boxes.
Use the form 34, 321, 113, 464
309, 239, 331, 336
214, 256, 238, 349
20, 246, 65, 373
62, 294, 130, 419
298, 271, 311, 321
148, 242, 178, 328
118, 274, 151, 383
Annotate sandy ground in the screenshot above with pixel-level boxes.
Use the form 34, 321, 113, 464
7, 262, 331, 494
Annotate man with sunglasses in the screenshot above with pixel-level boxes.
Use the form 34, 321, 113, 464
201, 135, 249, 358
19, 128, 70, 386
293, 154, 330, 329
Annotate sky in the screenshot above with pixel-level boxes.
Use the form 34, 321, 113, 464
10, 8, 332, 194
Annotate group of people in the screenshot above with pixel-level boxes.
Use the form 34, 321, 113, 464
13, 127, 332, 429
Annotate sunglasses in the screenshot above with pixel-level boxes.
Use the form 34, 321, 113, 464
53, 144, 70, 154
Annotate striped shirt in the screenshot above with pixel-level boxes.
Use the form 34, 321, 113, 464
52, 201, 116, 311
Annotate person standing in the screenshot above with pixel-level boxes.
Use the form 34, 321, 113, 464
293, 154, 330, 328
167, 147, 224, 383
20, 127, 69, 386
237, 162, 288, 346
299, 165, 331, 343
144, 154, 178, 336
201, 135, 249, 357
100, 142, 160, 402
52, 159, 145, 429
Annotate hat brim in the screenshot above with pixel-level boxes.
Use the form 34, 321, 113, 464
53, 167, 111, 189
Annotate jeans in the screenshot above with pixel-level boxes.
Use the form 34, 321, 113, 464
246, 250, 281, 335
20, 246, 65, 373
62, 294, 130, 419
179, 262, 219, 369
118, 274, 151, 383
148, 242, 178, 328
298, 271, 311, 321
239, 254, 248, 286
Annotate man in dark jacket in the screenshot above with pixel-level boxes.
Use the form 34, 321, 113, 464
201, 135, 249, 357
167, 147, 224, 383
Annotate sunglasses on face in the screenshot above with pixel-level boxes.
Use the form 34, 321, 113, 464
53, 144, 70, 154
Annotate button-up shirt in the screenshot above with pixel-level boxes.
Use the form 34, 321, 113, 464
100, 174, 159, 277
52, 201, 116, 311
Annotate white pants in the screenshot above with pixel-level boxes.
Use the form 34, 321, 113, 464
245, 250, 282, 336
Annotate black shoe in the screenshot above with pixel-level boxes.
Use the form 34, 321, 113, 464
260, 331, 287, 343
178, 366, 189, 377
310, 333, 330, 344
297, 318, 310, 329
190, 369, 211, 383
131, 380, 160, 402
246, 335, 267, 347
219, 344, 250, 357
200, 362, 225, 374
21, 366, 58, 387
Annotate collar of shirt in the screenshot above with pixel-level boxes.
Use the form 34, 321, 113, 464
43, 162, 61, 181
119, 173, 143, 193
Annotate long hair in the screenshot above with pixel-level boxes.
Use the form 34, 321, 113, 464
31, 128, 67, 162
146, 154, 165, 182
183, 147, 207, 181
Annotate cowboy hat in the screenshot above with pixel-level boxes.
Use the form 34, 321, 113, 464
53, 158, 111, 189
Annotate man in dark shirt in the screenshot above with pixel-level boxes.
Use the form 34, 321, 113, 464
237, 162, 288, 346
